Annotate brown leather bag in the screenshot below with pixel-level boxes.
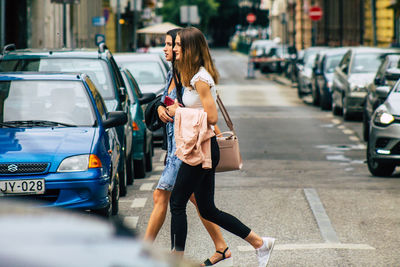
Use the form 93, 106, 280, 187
215, 95, 243, 172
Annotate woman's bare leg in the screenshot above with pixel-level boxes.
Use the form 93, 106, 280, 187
189, 194, 232, 264
144, 189, 171, 241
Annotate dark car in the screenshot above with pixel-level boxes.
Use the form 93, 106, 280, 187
363, 54, 400, 141
0, 43, 133, 197
120, 68, 155, 179
0, 72, 127, 217
297, 46, 328, 97
367, 80, 400, 177
312, 48, 348, 110
331, 47, 400, 120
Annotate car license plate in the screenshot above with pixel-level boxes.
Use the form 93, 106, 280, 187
0, 179, 45, 195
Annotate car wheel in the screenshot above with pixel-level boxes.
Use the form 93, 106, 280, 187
362, 110, 370, 142
134, 157, 146, 178
297, 82, 304, 98
367, 141, 396, 177
126, 151, 134, 185
119, 157, 127, 197
145, 137, 153, 172
342, 96, 352, 120
111, 173, 119, 215
320, 88, 331, 110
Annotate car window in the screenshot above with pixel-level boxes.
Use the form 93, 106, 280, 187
324, 54, 343, 73
305, 54, 316, 68
0, 58, 115, 99
351, 53, 383, 73
120, 71, 136, 104
0, 80, 96, 126
120, 61, 165, 85
85, 77, 107, 120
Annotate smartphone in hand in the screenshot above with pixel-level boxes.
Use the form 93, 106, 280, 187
164, 96, 175, 106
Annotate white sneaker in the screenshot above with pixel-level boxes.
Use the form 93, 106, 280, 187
255, 237, 276, 267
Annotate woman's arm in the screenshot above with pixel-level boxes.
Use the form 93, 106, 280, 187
195, 80, 218, 125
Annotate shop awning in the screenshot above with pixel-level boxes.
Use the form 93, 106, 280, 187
137, 22, 181, 35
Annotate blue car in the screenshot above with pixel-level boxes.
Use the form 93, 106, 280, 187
120, 68, 155, 178
0, 73, 127, 217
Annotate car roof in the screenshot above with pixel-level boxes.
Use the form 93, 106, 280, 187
348, 46, 400, 54
0, 72, 86, 81
113, 53, 163, 62
0, 48, 109, 60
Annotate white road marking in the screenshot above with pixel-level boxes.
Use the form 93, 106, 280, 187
154, 165, 164, 172
342, 129, 353, 135
349, 136, 359, 141
338, 125, 346, 129
331, 119, 341, 124
159, 151, 166, 162
140, 183, 155, 191
130, 198, 147, 208
123, 216, 139, 229
237, 243, 375, 251
148, 175, 160, 181
304, 188, 340, 243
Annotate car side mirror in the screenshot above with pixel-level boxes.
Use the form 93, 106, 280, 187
376, 85, 391, 99
103, 111, 128, 129
138, 93, 156, 105
374, 77, 384, 85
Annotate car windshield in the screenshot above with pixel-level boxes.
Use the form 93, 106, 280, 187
118, 61, 165, 85
0, 58, 114, 99
324, 54, 343, 73
0, 80, 95, 126
305, 54, 316, 68
351, 53, 383, 73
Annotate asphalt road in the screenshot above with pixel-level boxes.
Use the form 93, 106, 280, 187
119, 49, 400, 266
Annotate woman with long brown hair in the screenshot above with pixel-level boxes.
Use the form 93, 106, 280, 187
143, 28, 232, 266
166, 27, 276, 267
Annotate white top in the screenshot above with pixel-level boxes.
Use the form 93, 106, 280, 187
182, 66, 217, 109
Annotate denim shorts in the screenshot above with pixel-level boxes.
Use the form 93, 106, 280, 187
156, 121, 182, 191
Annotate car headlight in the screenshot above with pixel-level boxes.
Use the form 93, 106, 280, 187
374, 110, 395, 127
57, 154, 102, 172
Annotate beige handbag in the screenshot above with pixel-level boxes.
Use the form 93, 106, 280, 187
215, 95, 243, 172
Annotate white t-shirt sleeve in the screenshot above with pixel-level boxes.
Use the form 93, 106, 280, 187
190, 67, 215, 90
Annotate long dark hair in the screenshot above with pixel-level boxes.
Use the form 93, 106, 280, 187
166, 28, 184, 105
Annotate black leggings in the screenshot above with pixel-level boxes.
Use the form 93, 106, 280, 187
170, 136, 251, 251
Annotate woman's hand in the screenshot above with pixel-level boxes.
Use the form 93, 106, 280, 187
157, 105, 173, 123
165, 99, 180, 118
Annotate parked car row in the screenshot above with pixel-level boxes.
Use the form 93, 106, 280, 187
292, 45, 400, 177
0, 43, 168, 217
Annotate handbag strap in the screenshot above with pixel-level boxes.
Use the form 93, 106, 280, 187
216, 94, 235, 134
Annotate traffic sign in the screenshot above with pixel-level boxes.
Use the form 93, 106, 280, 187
246, 13, 256, 24
309, 6, 323, 21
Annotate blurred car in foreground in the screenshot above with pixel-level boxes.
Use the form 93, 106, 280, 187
114, 53, 169, 96
367, 81, 400, 177
0, 44, 133, 197
331, 47, 400, 120
363, 54, 400, 140
121, 68, 155, 178
0, 200, 197, 267
313, 48, 347, 109
0, 73, 127, 217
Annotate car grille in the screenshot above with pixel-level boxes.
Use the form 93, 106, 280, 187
375, 138, 390, 149
391, 142, 400, 155
0, 163, 49, 175
2, 189, 60, 204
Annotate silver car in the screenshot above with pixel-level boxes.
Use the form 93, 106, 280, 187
367, 81, 400, 176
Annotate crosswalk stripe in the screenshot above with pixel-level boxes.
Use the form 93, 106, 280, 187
130, 198, 147, 208
140, 182, 155, 191
148, 175, 159, 181
154, 165, 164, 172
237, 243, 375, 251
159, 151, 166, 162
123, 216, 139, 229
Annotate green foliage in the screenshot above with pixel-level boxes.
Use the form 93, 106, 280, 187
159, 0, 219, 33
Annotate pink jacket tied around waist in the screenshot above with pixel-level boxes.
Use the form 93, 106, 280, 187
174, 107, 215, 169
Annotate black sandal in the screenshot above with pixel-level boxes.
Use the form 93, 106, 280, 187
203, 247, 229, 266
